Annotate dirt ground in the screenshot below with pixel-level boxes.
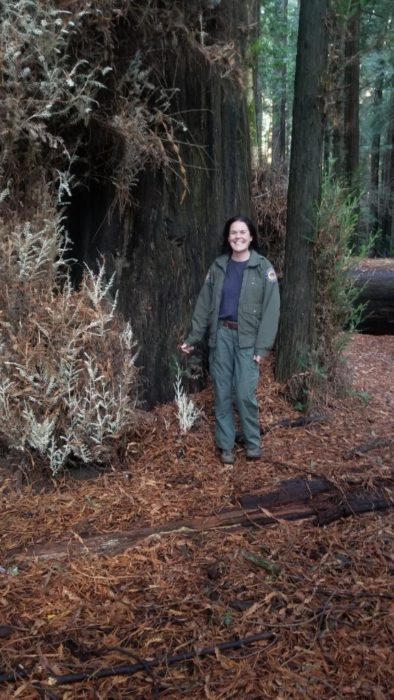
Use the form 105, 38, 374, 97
1, 334, 393, 699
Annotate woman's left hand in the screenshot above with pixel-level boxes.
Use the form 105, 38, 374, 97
253, 354, 262, 364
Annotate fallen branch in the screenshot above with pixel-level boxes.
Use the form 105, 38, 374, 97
343, 437, 392, 460
228, 581, 394, 613
43, 631, 276, 686
306, 586, 394, 601
236, 414, 328, 443
261, 414, 329, 434
0, 670, 29, 684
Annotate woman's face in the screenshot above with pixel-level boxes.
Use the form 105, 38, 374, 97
228, 221, 252, 254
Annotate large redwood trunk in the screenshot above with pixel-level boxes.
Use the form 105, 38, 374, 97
66, 1, 252, 405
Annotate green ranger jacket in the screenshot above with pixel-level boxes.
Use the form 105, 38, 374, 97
185, 250, 280, 357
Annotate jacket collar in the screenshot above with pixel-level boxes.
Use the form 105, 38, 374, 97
215, 249, 262, 270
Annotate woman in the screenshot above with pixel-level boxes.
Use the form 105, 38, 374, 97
181, 215, 280, 465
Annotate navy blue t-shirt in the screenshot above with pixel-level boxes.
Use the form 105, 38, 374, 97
219, 258, 248, 321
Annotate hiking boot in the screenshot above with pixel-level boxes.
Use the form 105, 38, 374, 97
221, 449, 235, 465
246, 447, 262, 460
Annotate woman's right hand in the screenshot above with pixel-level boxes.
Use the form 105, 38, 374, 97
179, 343, 195, 355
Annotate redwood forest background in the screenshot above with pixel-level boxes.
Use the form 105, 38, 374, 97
0, 1, 393, 698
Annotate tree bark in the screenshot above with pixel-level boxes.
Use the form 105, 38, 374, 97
276, 0, 329, 382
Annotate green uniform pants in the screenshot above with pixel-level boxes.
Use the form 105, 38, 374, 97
210, 324, 261, 451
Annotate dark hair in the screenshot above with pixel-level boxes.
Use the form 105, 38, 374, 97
221, 215, 258, 255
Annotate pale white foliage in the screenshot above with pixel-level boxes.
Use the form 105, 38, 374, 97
0, 379, 14, 420
56, 166, 75, 205
22, 408, 55, 455
174, 368, 201, 434
120, 322, 135, 352
82, 264, 117, 309
9, 219, 65, 281
0, 201, 138, 476
0, 186, 10, 204
1, 0, 107, 151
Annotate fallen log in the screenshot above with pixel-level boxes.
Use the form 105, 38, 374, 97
16, 505, 315, 562
13, 478, 393, 563
348, 259, 394, 332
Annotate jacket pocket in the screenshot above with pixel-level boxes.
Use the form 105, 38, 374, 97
239, 305, 261, 331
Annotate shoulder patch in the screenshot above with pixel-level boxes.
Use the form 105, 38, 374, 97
265, 268, 277, 282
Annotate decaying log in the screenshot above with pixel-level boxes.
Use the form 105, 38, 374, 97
14, 478, 393, 563
18, 505, 314, 562
316, 495, 392, 526
237, 476, 334, 509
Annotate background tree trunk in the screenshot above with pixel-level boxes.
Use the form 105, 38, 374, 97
250, 0, 263, 167
276, 0, 329, 382
343, 0, 360, 193
369, 69, 384, 240
380, 84, 394, 254
329, 11, 345, 178
272, 0, 288, 171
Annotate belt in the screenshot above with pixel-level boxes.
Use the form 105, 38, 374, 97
220, 319, 238, 330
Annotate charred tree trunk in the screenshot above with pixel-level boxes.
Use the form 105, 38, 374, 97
276, 0, 329, 382
65, 1, 252, 405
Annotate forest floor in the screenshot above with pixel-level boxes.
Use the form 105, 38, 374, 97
1, 334, 393, 699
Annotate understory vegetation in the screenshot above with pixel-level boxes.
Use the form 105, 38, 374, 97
254, 167, 362, 410
301, 178, 363, 409
0, 195, 138, 475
